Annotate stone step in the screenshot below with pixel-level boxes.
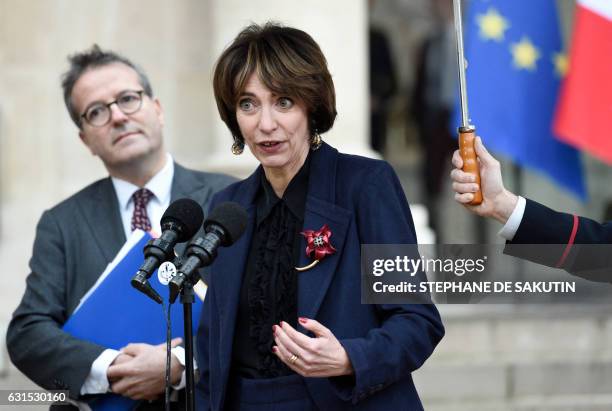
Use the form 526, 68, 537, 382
432, 306, 612, 362
414, 361, 612, 403
423, 394, 612, 411
415, 307, 612, 406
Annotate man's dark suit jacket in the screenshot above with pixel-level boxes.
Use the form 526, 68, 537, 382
196, 143, 444, 410
6, 163, 235, 401
506, 199, 612, 282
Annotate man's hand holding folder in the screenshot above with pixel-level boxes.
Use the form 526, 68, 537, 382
108, 337, 183, 400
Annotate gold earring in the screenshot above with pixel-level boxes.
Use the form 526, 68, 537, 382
231, 141, 244, 155
311, 132, 322, 151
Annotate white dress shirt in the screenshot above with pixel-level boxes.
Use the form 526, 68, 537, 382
498, 195, 527, 241
80, 154, 191, 396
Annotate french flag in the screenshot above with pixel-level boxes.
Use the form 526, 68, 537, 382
554, 0, 612, 165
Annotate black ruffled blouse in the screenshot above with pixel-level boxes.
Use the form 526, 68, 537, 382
231, 156, 310, 379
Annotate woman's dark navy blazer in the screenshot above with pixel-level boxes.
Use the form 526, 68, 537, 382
196, 142, 444, 410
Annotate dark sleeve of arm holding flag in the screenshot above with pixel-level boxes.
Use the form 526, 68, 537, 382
505, 199, 612, 282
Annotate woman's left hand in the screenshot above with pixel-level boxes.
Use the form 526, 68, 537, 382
272, 317, 354, 378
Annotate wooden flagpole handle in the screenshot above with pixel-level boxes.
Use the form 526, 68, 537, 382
458, 127, 483, 205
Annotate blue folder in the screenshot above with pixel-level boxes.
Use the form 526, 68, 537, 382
63, 231, 203, 410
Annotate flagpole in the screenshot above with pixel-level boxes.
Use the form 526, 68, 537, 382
453, 0, 483, 205
512, 163, 525, 296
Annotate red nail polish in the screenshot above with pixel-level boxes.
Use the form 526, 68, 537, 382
272, 346, 278, 353
299, 317, 307, 324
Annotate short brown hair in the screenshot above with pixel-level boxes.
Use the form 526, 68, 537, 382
213, 22, 337, 147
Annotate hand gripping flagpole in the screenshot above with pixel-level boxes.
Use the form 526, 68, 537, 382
453, 0, 483, 205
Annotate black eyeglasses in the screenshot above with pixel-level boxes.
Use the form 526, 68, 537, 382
80, 90, 145, 127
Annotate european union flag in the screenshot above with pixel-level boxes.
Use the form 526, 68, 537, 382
459, 0, 586, 198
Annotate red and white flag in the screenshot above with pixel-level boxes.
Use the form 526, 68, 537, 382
554, 0, 612, 164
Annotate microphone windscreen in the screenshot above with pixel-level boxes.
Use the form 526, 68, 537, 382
205, 202, 248, 246
160, 198, 204, 242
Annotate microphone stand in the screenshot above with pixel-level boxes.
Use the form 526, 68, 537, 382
169, 238, 215, 411
179, 281, 196, 411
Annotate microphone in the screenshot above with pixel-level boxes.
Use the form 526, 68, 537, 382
169, 202, 248, 303
131, 198, 204, 303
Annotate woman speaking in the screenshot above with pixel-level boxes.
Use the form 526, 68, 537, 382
196, 22, 444, 410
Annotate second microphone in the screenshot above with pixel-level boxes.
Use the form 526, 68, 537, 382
169, 201, 248, 303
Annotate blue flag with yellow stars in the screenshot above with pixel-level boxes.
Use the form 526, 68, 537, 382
459, 0, 585, 199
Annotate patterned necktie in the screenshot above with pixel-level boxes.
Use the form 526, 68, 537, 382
131, 188, 153, 232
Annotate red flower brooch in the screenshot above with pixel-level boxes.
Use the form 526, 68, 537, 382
295, 224, 337, 272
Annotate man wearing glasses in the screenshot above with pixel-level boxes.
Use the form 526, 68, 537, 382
6, 45, 235, 409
